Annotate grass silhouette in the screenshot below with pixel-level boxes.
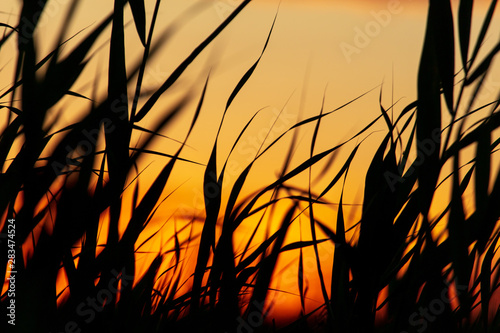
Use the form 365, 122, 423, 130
1, 1, 500, 333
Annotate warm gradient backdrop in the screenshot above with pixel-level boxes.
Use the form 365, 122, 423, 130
1, 0, 500, 327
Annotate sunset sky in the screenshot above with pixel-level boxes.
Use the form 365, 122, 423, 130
2, 0, 500, 325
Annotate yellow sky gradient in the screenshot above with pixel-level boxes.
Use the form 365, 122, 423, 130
2, 0, 500, 326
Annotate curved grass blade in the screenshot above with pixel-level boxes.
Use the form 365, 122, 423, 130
129, 0, 147, 46
133, 0, 254, 122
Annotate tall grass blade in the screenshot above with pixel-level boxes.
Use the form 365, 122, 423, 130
129, 0, 147, 46
416, 0, 444, 216
458, 0, 473, 72
330, 173, 351, 332
468, 0, 498, 70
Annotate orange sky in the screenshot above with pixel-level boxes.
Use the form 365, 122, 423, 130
2, 0, 500, 326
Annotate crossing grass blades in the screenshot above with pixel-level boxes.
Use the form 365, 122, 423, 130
1, 0, 500, 332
